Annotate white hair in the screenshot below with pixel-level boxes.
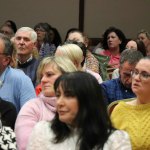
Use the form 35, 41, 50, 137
15, 27, 37, 42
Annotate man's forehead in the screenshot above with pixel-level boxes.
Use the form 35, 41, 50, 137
121, 61, 136, 70
15, 31, 31, 38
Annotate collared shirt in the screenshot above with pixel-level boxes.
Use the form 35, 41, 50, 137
17, 55, 33, 65
0, 66, 36, 112
101, 78, 136, 104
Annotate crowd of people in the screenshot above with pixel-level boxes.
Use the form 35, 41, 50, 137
0, 19, 150, 150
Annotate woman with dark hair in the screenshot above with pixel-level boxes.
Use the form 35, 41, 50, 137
4, 20, 17, 33
100, 26, 127, 68
49, 27, 62, 47
0, 24, 15, 39
27, 71, 131, 150
34, 22, 56, 60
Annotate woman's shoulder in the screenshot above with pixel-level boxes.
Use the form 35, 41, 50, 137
18, 97, 42, 115
110, 130, 129, 139
34, 120, 50, 129
31, 121, 52, 137
104, 130, 131, 150
30, 121, 53, 140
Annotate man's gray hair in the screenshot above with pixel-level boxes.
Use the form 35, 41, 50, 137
15, 27, 37, 42
120, 49, 143, 66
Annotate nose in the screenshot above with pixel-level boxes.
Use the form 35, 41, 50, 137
108, 37, 112, 42
19, 38, 25, 44
41, 75, 47, 83
133, 73, 141, 81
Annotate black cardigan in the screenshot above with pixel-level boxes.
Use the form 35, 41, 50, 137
0, 98, 17, 130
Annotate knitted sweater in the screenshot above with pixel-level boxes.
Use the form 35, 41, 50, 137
111, 101, 150, 150
17, 58, 39, 87
27, 121, 131, 150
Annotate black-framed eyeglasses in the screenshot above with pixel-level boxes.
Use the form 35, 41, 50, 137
131, 70, 150, 80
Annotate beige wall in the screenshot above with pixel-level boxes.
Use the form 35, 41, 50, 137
84, 0, 150, 39
0, 0, 79, 41
0, 0, 149, 40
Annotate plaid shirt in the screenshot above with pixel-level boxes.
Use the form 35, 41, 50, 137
101, 78, 135, 104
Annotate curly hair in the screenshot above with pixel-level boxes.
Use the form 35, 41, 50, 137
102, 26, 127, 53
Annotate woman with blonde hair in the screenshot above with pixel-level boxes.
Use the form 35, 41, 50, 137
55, 43, 103, 83
15, 56, 77, 150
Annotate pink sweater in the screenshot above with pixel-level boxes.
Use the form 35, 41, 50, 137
15, 94, 56, 150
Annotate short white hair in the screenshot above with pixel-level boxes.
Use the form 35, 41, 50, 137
15, 27, 37, 42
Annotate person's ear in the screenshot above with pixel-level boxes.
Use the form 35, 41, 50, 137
33, 41, 37, 47
3, 56, 12, 66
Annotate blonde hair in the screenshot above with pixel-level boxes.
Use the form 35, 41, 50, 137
138, 29, 150, 39
56, 44, 83, 68
37, 56, 77, 83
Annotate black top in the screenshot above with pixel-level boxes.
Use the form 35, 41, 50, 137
0, 98, 17, 129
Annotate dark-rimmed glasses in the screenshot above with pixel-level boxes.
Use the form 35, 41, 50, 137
131, 70, 150, 80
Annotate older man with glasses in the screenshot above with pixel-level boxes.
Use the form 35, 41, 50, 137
101, 49, 143, 105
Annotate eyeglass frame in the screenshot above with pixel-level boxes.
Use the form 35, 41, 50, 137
131, 70, 150, 80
